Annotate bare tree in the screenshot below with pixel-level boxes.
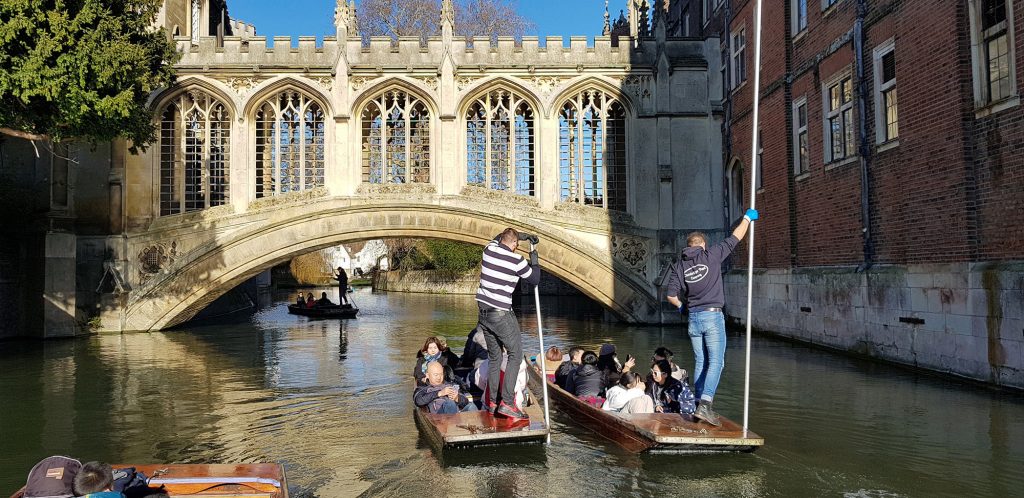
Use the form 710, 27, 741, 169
359, 0, 535, 41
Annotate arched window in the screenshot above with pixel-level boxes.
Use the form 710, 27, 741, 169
360, 89, 431, 184
159, 90, 231, 216
558, 89, 627, 211
465, 89, 535, 195
254, 90, 326, 198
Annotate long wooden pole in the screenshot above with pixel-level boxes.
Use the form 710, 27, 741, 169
743, 0, 764, 437
530, 241, 552, 445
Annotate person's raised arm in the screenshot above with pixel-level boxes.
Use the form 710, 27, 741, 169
665, 266, 684, 310
732, 209, 759, 241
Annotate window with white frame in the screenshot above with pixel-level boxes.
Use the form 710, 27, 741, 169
755, 131, 763, 191
721, 47, 729, 96
873, 41, 898, 143
731, 27, 746, 89
822, 0, 840, 10
793, 97, 809, 175
793, 0, 808, 34
824, 75, 855, 163
971, 0, 1016, 105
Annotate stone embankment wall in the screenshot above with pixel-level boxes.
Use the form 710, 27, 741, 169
374, 270, 480, 294
724, 263, 1024, 389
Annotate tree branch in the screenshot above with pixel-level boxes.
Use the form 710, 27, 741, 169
0, 127, 50, 142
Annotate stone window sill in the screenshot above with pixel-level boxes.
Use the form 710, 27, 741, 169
730, 80, 748, 96
824, 156, 858, 171
795, 172, 811, 182
974, 95, 1020, 118
876, 139, 900, 153
792, 29, 807, 45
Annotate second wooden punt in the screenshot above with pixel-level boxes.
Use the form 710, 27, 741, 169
527, 363, 764, 453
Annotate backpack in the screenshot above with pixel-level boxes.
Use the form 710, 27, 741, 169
23, 456, 82, 498
677, 379, 697, 415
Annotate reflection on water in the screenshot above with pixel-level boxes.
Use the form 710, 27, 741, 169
1, 289, 1022, 496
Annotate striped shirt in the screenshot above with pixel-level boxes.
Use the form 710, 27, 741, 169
475, 240, 539, 310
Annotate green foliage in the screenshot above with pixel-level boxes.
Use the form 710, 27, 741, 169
396, 246, 432, 272
0, 0, 178, 149
421, 239, 481, 275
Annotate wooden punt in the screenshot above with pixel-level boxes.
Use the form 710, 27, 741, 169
287, 304, 358, 319
527, 364, 764, 453
413, 391, 549, 449
10, 463, 287, 497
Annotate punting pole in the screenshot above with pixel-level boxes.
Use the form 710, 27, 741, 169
743, 0, 764, 438
531, 240, 552, 445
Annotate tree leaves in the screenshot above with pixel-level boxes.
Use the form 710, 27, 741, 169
0, 0, 178, 150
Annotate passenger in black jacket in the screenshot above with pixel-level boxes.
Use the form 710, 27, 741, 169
414, 362, 474, 414
413, 336, 455, 385
555, 347, 584, 389
568, 351, 603, 397
646, 359, 685, 413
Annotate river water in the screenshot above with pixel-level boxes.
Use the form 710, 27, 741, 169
1, 288, 1022, 497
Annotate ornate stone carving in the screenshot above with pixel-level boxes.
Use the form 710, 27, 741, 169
612, 234, 648, 274
412, 75, 439, 92
459, 185, 540, 208
137, 241, 177, 282
623, 74, 653, 101
532, 76, 565, 96
315, 76, 334, 92
222, 76, 265, 95
456, 75, 481, 92
350, 76, 375, 91
247, 187, 329, 211
357, 183, 438, 195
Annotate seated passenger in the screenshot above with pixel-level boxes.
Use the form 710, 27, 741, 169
646, 359, 696, 414
543, 346, 563, 376
73, 461, 123, 498
555, 347, 583, 389
595, 343, 636, 390
459, 327, 488, 369
414, 362, 476, 414
653, 346, 686, 381
569, 350, 603, 398
296, 294, 306, 306
305, 292, 316, 308
603, 372, 651, 413
413, 336, 454, 386
477, 353, 530, 413
314, 291, 334, 307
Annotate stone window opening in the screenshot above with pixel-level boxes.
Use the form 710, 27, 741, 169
465, 89, 535, 196
360, 89, 431, 184
159, 90, 231, 216
254, 90, 326, 198
558, 89, 627, 211
793, 97, 809, 175
873, 40, 898, 143
823, 74, 855, 163
731, 27, 746, 90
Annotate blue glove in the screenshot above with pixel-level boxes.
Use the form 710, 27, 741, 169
744, 209, 759, 222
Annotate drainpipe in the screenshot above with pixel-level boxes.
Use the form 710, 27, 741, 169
854, 0, 874, 272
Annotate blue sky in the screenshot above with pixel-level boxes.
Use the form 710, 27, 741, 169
229, 0, 609, 40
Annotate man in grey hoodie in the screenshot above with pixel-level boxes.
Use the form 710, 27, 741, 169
665, 208, 759, 426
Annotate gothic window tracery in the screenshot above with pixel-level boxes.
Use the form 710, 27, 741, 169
465, 89, 535, 196
254, 90, 326, 197
360, 89, 431, 184
558, 89, 627, 211
159, 90, 230, 216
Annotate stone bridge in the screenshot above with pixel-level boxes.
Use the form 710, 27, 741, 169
84, 0, 729, 332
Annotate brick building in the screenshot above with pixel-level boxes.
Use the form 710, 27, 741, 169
672, 0, 1024, 388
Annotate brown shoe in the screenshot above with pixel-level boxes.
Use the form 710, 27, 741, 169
694, 401, 722, 427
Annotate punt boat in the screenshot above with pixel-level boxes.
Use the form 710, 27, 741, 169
526, 363, 763, 453
10, 463, 288, 498
287, 303, 358, 319
414, 390, 549, 449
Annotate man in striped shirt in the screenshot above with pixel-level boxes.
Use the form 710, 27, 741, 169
476, 228, 540, 419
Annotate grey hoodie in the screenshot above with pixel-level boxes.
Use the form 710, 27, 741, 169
665, 235, 739, 310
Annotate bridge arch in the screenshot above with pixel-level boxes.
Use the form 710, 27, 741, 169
123, 206, 659, 331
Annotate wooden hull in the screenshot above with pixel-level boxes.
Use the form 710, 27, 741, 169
287, 304, 358, 318
527, 364, 764, 453
414, 392, 549, 449
11, 463, 287, 498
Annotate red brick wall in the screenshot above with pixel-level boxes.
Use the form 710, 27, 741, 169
723, 0, 1024, 269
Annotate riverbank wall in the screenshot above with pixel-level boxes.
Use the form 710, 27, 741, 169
723, 262, 1024, 389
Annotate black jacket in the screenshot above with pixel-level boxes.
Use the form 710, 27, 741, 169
569, 364, 604, 397
646, 376, 684, 413
413, 382, 469, 413
413, 353, 457, 386
554, 361, 576, 389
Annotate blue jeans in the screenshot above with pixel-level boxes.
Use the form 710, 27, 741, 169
687, 310, 727, 403
437, 399, 477, 414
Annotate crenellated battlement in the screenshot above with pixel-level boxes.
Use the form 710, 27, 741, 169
174, 33, 708, 72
